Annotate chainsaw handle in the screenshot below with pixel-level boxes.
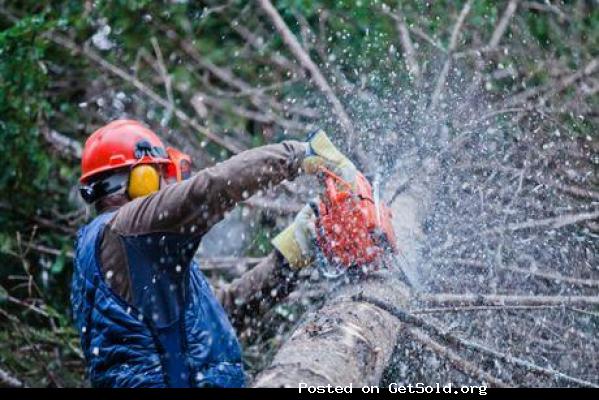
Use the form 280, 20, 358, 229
316, 166, 353, 203
316, 166, 349, 186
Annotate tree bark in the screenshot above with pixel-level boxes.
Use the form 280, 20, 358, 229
252, 160, 439, 387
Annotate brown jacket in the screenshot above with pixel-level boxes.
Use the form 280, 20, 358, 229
98, 141, 306, 323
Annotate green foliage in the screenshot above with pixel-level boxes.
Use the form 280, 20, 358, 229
0, 15, 53, 214
246, 225, 275, 257
0, 8, 78, 309
0, 322, 85, 387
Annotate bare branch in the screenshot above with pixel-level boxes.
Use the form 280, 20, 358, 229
356, 295, 598, 387
25, 243, 74, 259
173, 29, 316, 128
430, 0, 473, 110
256, 0, 355, 140
5, 293, 50, 319
507, 57, 599, 106
448, 0, 473, 52
150, 37, 175, 124
488, 0, 520, 48
435, 209, 599, 254
49, 33, 245, 154
191, 92, 310, 132
538, 57, 599, 104
230, 21, 305, 77
482, 209, 599, 235
521, 1, 571, 21
454, 331, 598, 387
409, 26, 447, 53
453, 45, 510, 60
434, 257, 599, 289
418, 294, 599, 307
40, 126, 82, 160
412, 305, 565, 314
406, 328, 509, 387
455, 161, 599, 201
380, 4, 421, 81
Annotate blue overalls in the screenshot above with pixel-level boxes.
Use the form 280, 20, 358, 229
70, 212, 245, 387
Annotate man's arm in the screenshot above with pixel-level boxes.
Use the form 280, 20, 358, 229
215, 251, 299, 331
111, 140, 307, 237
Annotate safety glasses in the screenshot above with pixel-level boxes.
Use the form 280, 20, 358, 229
79, 170, 129, 203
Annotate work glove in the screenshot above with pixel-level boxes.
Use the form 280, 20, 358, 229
302, 129, 358, 186
272, 204, 317, 269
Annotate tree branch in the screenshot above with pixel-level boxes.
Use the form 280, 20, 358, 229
256, 0, 355, 141
380, 4, 421, 81
406, 328, 509, 387
507, 57, 599, 106
430, 0, 473, 110
483, 209, 599, 235
434, 257, 599, 289
49, 33, 244, 154
356, 295, 598, 387
435, 209, 599, 254
418, 294, 599, 307
150, 37, 175, 125
488, 0, 520, 48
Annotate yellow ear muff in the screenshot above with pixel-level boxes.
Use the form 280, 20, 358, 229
128, 164, 160, 199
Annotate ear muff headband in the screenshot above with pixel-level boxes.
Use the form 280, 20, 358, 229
128, 164, 160, 199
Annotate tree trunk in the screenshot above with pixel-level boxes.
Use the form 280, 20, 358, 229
252, 160, 438, 387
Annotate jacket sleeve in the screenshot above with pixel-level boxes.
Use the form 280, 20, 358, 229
110, 140, 307, 237
215, 251, 299, 332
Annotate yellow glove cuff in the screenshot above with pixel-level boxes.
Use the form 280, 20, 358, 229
309, 129, 352, 168
272, 223, 311, 269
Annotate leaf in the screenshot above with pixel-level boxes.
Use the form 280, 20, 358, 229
50, 251, 66, 275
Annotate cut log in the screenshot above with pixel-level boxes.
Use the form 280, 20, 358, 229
252, 160, 439, 387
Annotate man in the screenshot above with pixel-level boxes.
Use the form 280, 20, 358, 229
71, 119, 357, 387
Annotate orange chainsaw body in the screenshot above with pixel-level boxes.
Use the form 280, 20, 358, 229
315, 168, 397, 268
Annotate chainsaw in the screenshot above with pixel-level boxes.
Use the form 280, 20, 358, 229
311, 166, 398, 278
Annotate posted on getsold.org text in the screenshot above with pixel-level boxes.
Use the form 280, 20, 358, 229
298, 382, 488, 395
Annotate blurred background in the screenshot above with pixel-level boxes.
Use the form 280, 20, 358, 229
0, 0, 597, 387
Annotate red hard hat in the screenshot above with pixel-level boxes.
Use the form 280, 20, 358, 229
80, 120, 171, 183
